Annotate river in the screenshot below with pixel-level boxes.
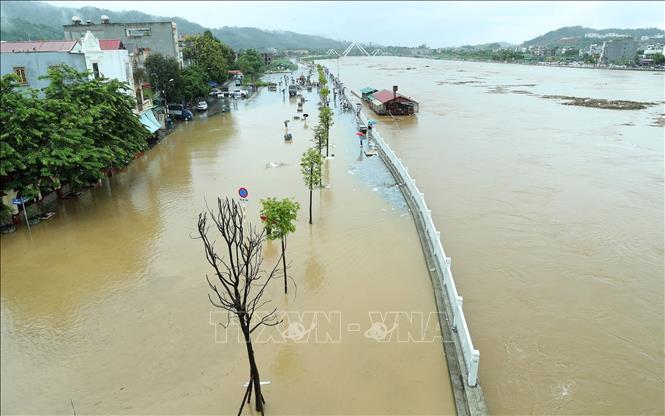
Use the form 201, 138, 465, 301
1, 71, 457, 414
319, 56, 664, 414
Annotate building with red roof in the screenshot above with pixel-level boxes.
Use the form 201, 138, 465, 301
98, 39, 125, 51
367, 87, 419, 115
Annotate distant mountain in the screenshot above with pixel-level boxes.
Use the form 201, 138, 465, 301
0, 1, 348, 50
523, 26, 665, 47
457, 41, 515, 50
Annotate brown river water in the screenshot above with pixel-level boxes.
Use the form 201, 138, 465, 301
319, 57, 665, 415
1, 71, 457, 414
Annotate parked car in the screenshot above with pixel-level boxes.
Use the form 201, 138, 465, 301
196, 101, 208, 111
235, 79, 242, 86
167, 104, 193, 121
232, 89, 249, 98
209, 89, 221, 97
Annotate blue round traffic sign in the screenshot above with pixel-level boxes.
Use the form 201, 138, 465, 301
238, 187, 248, 198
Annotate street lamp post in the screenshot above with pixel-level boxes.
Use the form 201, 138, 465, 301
163, 78, 175, 114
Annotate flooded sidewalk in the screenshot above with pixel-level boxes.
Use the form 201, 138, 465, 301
1, 70, 456, 414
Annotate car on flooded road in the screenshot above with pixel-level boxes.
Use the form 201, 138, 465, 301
196, 101, 208, 111
167, 104, 194, 121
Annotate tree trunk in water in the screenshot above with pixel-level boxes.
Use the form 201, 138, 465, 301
308, 187, 313, 225
241, 323, 264, 415
281, 236, 287, 293
309, 166, 313, 225
325, 129, 329, 157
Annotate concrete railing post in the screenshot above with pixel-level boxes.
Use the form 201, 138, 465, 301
468, 350, 480, 387
453, 295, 463, 330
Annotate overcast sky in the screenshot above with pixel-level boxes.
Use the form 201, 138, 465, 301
45, 1, 665, 47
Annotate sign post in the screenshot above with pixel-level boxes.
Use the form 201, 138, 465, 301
238, 187, 249, 223
11, 197, 30, 232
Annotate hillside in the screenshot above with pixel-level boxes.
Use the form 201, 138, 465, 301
523, 25, 664, 47
0, 1, 347, 50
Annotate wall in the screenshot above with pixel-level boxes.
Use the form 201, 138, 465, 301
64, 22, 181, 65
0, 51, 87, 91
603, 39, 638, 64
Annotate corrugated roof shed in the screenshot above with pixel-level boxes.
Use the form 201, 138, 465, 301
0, 40, 78, 53
361, 87, 378, 94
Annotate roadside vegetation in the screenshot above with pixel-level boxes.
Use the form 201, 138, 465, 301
146, 30, 277, 105
1, 66, 150, 204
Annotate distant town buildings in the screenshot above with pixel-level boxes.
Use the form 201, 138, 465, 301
585, 32, 631, 39
63, 17, 183, 66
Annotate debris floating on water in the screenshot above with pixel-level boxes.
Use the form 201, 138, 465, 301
541, 95, 656, 110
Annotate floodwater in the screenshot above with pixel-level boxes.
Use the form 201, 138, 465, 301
320, 57, 665, 414
0, 71, 457, 414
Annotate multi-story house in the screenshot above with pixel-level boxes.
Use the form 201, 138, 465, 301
63, 16, 183, 67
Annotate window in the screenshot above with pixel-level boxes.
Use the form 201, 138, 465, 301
126, 28, 151, 37
92, 63, 100, 79
13, 67, 27, 84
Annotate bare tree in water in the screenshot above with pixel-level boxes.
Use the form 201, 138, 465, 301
197, 197, 283, 415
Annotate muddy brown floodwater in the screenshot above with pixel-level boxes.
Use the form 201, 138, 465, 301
320, 57, 664, 414
1, 71, 457, 414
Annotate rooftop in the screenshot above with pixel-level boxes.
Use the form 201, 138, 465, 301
99, 39, 124, 50
64, 21, 174, 27
0, 40, 78, 53
371, 89, 418, 104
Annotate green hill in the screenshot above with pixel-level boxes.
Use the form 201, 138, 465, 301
523, 25, 665, 47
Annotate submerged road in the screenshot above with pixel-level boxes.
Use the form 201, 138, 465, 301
1, 69, 457, 414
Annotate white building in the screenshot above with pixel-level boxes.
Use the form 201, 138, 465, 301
79, 31, 135, 99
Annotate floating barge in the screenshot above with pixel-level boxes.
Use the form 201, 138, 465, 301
361, 86, 419, 116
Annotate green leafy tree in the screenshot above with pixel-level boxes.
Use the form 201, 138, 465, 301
301, 148, 323, 225
236, 49, 265, 78
181, 65, 209, 102
318, 106, 333, 157
144, 53, 184, 103
1, 65, 150, 199
39, 66, 149, 189
320, 86, 330, 102
0, 74, 44, 197
183, 30, 235, 82
653, 53, 665, 65
312, 123, 326, 155
260, 197, 300, 293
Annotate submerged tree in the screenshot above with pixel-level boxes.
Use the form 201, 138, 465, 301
260, 197, 300, 294
318, 106, 333, 157
197, 197, 283, 415
300, 148, 323, 225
